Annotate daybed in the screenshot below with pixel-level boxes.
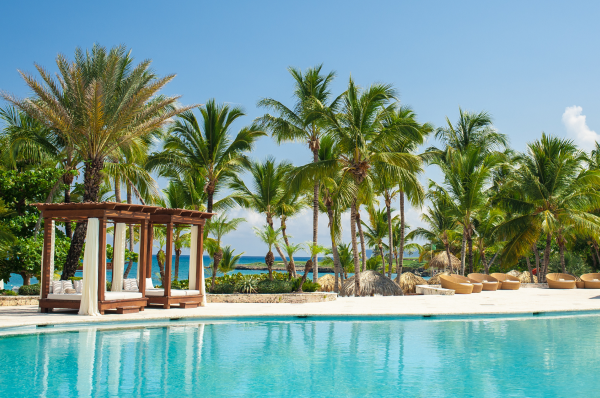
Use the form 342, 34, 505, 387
490, 273, 521, 290
580, 273, 600, 289
451, 275, 483, 293
546, 273, 576, 289
439, 275, 474, 294
467, 273, 500, 291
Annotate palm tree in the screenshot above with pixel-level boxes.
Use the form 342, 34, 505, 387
253, 225, 282, 281
218, 246, 244, 275
2, 44, 193, 279
147, 99, 265, 213
207, 214, 245, 290
472, 207, 504, 274
230, 156, 293, 269
162, 182, 194, 281
297, 242, 327, 292
283, 243, 303, 278
296, 77, 421, 295
362, 206, 391, 274
497, 134, 600, 282
257, 64, 337, 282
276, 190, 308, 277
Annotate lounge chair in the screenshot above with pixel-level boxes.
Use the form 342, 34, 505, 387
467, 273, 500, 291
490, 273, 521, 290
451, 275, 483, 293
546, 273, 576, 289
439, 275, 474, 294
580, 273, 600, 289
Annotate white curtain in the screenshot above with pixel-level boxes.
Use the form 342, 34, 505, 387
188, 226, 198, 289
111, 223, 126, 292
79, 218, 101, 316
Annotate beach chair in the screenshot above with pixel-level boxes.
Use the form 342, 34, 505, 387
451, 275, 483, 293
467, 273, 500, 291
580, 273, 600, 289
439, 275, 474, 294
546, 273, 576, 289
490, 273, 521, 290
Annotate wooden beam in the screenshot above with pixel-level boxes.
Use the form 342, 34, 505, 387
164, 222, 173, 297
41, 219, 53, 300
146, 223, 154, 279
139, 221, 147, 294
98, 218, 107, 302
196, 226, 203, 290
43, 209, 106, 220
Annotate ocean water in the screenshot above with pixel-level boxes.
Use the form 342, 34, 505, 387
4, 255, 419, 289
0, 314, 599, 397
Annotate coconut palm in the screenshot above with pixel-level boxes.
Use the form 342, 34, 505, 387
276, 190, 309, 277
230, 156, 293, 269
218, 246, 244, 275
207, 214, 245, 290
257, 64, 337, 281
162, 182, 194, 281
296, 77, 421, 295
253, 225, 282, 281
362, 206, 391, 274
472, 207, 504, 274
147, 99, 265, 213
2, 44, 194, 279
283, 243, 303, 278
497, 134, 600, 282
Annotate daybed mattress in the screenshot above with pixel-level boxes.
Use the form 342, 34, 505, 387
145, 289, 201, 297
46, 292, 143, 301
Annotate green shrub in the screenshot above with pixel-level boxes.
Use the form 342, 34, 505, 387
256, 280, 293, 294
106, 281, 112, 291
69, 276, 83, 281
18, 283, 40, 296
171, 280, 189, 290
235, 277, 258, 293
1, 289, 17, 296
302, 281, 320, 292
212, 283, 235, 294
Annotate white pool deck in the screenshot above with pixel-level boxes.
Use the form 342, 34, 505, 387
2, 288, 600, 329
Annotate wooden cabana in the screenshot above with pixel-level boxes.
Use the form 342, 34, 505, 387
145, 208, 213, 309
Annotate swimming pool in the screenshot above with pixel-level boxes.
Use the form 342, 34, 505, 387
0, 315, 597, 397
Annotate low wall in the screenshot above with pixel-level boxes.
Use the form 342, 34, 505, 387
0, 296, 39, 306
207, 292, 337, 303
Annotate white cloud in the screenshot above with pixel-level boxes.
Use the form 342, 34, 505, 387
562, 106, 599, 148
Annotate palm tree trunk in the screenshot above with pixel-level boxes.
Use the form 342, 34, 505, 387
379, 245, 386, 273
385, 198, 394, 279
592, 239, 600, 270
350, 202, 361, 296
211, 248, 223, 291
114, 175, 121, 202
467, 229, 474, 274
542, 233, 552, 283
124, 185, 134, 278
157, 250, 166, 283
64, 173, 74, 240
207, 191, 214, 213
281, 217, 296, 277
355, 210, 367, 272
174, 248, 181, 281
487, 252, 499, 274
525, 256, 533, 283
394, 249, 402, 276
267, 218, 289, 272
61, 158, 104, 279
532, 244, 540, 279
326, 203, 341, 293
395, 191, 405, 283
559, 242, 566, 274
460, 228, 467, 276
445, 243, 453, 274
312, 149, 319, 283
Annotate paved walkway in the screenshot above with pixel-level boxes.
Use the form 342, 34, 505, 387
2, 288, 600, 330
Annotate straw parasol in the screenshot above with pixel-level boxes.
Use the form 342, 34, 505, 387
518, 271, 538, 283
399, 272, 428, 294
318, 274, 336, 292
428, 252, 461, 273
507, 270, 521, 278
428, 271, 451, 285
341, 270, 404, 296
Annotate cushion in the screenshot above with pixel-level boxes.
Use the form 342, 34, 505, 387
74, 280, 83, 293
52, 281, 64, 294
459, 283, 472, 286
559, 278, 566, 281
593, 279, 600, 282
123, 279, 138, 291
64, 288, 76, 294
63, 280, 74, 291
146, 278, 154, 289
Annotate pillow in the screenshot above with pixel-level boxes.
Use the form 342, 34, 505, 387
593, 279, 600, 282
123, 279, 138, 291
64, 288, 76, 294
74, 280, 83, 293
52, 281, 64, 294
559, 278, 566, 281
146, 278, 154, 289
63, 280, 74, 291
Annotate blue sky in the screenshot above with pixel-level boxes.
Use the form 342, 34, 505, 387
1, 1, 599, 255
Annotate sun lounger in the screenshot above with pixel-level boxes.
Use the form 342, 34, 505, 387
490, 273, 521, 290
439, 275, 474, 294
580, 273, 600, 289
546, 273, 576, 289
467, 273, 500, 291
451, 275, 483, 293
145, 289, 201, 297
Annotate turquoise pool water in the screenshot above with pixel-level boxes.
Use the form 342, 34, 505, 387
1, 314, 594, 397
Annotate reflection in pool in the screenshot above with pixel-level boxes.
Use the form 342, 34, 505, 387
0, 315, 598, 397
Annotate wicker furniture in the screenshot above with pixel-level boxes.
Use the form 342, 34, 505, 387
467, 273, 500, 291
580, 273, 600, 289
451, 275, 483, 293
439, 275, 474, 294
490, 273, 521, 290
546, 273, 576, 289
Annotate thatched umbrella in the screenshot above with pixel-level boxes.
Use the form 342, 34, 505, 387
519, 271, 538, 283
428, 271, 451, 285
318, 274, 336, 292
341, 270, 404, 296
428, 252, 461, 273
399, 272, 428, 294
507, 270, 521, 278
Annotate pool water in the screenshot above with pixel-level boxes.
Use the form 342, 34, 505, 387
1, 315, 595, 397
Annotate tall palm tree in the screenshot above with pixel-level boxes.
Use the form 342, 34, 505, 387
207, 214, 245, 290
497, 134, 600, 282
2, 44, 193, 279
362, 206, 391, 274
230, 156, 293, 269
295, 77, 421, 295
218, 246, 244, 275
257, 64, 337, 282
253, 225, 282, 281
162, 182, 193, 281
148, 99, 265, 213
276, 190, 308, 277
472, 207, 504, 274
